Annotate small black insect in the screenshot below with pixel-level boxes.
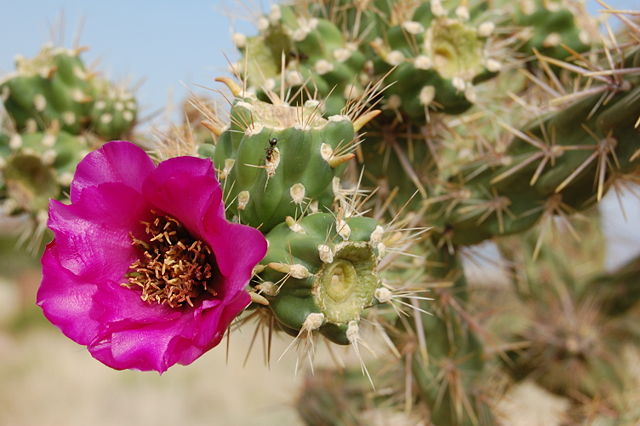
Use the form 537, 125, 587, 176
288, 51, 308, 61
265, 137, 278, 162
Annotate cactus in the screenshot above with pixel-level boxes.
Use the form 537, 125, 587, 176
88, 78, 138, 140
296, 368, 372, 426
235, 1, 499, 119
511, 0, 593, 60
201, 80, 372, 232
0, 1, 636, 425
0, 44, 137, 140
253, 212, 385, 344
0, 130, 89, 242
217, 2, 640, 424
490, 214, 639, 413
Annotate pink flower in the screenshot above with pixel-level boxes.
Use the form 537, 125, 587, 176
37, 141, 267, 372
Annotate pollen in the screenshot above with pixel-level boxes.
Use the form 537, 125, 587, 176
123, 211, 217, 308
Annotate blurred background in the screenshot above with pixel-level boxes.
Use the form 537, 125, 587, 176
0, 1, 638, 425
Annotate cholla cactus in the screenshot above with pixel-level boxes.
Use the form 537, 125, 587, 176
220, 1, 640, 424
0, 42, 140, 245
203, 79, 366, 231
491, 212, 640, 421
0, 44, 137, 139
0, 130, 89, 245
11, 1, 638, 425
234, 1, 499, 119
255, 213, 384, 344
187, 78, 440, 381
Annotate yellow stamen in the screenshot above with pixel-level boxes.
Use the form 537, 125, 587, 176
123, 211, 217, 308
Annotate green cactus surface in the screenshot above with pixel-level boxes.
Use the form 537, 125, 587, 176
207, 94, 358, 232
255, 213, 384, 344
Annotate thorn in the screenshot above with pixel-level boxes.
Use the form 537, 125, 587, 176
202, 120, 223, 137
353, 109, 381, 131
286, 216, 305, 233
374, 287, 392, 303
249, 292, 270, 306
328, 153, 355, 168
43, 65, 58, 79
215, 76, 243, 96
72, 46, 90, 55
267, 262, 311, 279
252, 264, 266, 275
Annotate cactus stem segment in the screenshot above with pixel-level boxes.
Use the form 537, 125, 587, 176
553, 133, 617, 201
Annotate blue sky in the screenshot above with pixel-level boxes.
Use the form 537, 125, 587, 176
0, 0, 635, 125
0, 0, 266, 123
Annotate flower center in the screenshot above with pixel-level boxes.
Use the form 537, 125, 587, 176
123, 211, 217, 308
314, 243, 380, 324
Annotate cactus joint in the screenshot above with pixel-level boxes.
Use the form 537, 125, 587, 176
314, 243, 380, 324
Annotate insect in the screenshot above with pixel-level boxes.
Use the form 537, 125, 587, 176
265, 137, 278, 162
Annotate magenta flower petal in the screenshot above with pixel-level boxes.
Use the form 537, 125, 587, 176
38, 243, 101, 345
142, 155, 268, 299
141, 156, 223, 239
70, 141, 154, 202
204, 215, 269, 298
38, 141, 267, 372
193, 291, 251, 349
89, 315, 202, 373
48, 183, 150, 280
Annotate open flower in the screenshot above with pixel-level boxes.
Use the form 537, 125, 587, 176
37, 141, 267, 372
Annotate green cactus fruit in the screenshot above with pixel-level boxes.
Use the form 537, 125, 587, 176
207, 95, 358, 231
255, 213, 384, 345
